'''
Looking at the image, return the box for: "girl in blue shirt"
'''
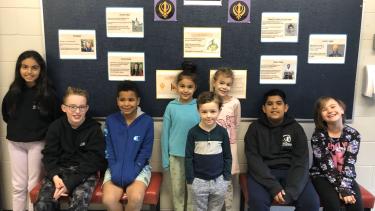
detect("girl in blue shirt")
[161,61,200,211]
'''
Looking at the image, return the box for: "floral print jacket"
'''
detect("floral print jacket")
[310,125,360,196]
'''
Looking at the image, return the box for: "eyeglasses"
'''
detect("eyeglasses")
[63,104,88,112]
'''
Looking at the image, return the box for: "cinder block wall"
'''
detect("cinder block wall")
[1,1,374,210]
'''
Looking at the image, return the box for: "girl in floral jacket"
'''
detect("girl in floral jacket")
[310,96,363,211]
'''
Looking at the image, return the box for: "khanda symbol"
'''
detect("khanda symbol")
[156,0,175,20]
[230,1,249,21]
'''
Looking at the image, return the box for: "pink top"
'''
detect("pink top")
[217,97,241,144]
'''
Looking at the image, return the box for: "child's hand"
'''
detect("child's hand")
[339,194,356,204]
[53,186,68,200]
[273,190,286,204]
[52,175,68,200]
[53,175,64,189]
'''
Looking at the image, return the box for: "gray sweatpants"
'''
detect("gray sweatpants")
[191,175,228,211]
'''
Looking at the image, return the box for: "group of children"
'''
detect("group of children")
[1,50,363,211]
[162,62,240,211]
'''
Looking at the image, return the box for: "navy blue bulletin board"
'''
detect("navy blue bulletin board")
[42,0,363,119]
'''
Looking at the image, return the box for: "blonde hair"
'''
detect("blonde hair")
[213,67,234,82]
[63,86,89,104]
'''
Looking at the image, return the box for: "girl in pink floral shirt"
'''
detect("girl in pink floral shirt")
[212,67,241,211]
[310,96,363,211]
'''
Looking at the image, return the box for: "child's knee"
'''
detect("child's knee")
[102,193,121,205]
[127,191,145,205]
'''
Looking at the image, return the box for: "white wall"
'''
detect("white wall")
[0,0,44,208]
[1,0,374,210]
[352,0,375,195]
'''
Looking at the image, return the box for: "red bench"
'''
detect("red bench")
[239,173,375,211]
[30,172,163,211]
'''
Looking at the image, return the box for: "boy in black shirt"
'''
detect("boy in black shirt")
[185,91,232,211]
[244,89,319,211]
[35,87,106,211]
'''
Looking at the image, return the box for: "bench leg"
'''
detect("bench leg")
[149,203,160,211]
[149,196,160,211]
[156,200,160,211]
[149,205,156,211]
[240,191,245,211]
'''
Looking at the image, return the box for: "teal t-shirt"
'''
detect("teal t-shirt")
[161,99,200,169]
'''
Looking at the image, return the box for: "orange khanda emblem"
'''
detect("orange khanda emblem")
[156,0,175,20]
[230,1,249,21]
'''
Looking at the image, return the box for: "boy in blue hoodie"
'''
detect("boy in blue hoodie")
[244,89,319,211]
[102,80,154,211]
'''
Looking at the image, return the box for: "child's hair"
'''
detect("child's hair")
[176,61,198,85]
[213,67,234,82]
[117,80,140,98]
[6,50,56,117]
[314,96,346,130]
[63,86,89,104]
[263,89,287,105]
[197,91,223,110]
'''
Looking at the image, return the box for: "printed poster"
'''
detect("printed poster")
[261,12,299,43]
[308,34,347,64]
[58,30,96,59]
[184,27,221,58]
[260,55,298,84]
[156,70,182,99]
[106,7,144,38]
[107,52,145,81]
[184,0,222,6]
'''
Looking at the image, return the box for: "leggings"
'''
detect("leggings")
[312,176,363,211]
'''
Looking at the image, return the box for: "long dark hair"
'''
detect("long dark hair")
[6,50,57,117]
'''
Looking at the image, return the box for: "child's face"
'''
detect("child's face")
[262,95,288,125]
[213,75,233,98]
[177,77,196,103]
[321,98,344,124]
[117,90,140,118]
[61,94,88,128]
[198,101,220,128]
[20,57,41,87]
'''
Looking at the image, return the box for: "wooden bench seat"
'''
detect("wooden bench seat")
[239,173,375,211]
[30,172,163,211]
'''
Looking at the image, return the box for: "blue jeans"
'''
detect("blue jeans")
[247,169,319,211]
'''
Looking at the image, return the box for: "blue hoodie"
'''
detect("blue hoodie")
[104,108,154,187]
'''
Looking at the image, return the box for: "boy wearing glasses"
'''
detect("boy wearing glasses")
[35,86,107,211]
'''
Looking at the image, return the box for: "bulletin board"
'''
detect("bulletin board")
[42,0,363,119]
